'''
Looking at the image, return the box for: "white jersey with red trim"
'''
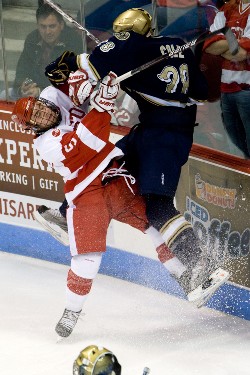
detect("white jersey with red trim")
[204,0,250,92]
[34,86,123,204]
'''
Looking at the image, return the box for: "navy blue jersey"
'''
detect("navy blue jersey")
[88,31,208,196]
[88,31,208,114]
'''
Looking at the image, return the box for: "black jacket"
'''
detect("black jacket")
[13,25,83,94]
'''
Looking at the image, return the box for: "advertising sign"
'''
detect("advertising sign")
[0,103,64,227]
[176,157,250,288]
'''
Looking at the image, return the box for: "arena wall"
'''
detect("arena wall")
[0,101,249,321]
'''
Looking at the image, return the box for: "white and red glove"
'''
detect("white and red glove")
[68,69,96,106]
[90,72,120,114]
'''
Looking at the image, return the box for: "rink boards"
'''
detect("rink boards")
[0,101,249,321]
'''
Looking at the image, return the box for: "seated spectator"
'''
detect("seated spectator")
[8,3,83,100]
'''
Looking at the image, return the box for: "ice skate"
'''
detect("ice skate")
[55,308,81,338]
[34,205,69,246]
[187,268,230,308]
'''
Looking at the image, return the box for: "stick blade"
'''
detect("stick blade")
[224,27,239,55]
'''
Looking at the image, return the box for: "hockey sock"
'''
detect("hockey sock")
[65,252,102,312]
[144,194,203,270]
[160,218,202,269]
[145,226,187,278]
[66,270,92,312]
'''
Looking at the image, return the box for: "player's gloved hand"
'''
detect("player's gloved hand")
[45,51,79,86]
[68,69,97,106]
[90,72,119,114]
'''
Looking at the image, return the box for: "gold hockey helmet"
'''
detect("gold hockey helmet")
[113,8,152,35]
[73,345,122,375]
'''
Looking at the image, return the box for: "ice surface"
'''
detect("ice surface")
[0,252,249,375]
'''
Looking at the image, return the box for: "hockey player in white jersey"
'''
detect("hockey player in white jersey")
[11,70,230,338]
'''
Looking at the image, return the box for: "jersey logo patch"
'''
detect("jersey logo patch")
[100,41,115,52]
[114,32,130,40]
[52,128,61,137]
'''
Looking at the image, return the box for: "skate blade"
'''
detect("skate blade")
[34,211,69,246]
[188,268,230,308]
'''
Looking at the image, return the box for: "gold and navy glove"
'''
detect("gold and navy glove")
[45,51,79,85]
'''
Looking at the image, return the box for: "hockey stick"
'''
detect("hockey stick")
[43,1,238,85]
[114,26,239,84]
[44,0,101,45]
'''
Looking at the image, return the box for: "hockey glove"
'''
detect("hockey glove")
[90,72,119,114]
[68,69,97,107]
[45,51,79,85]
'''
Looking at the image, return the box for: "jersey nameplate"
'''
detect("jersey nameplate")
[160,44,185,59]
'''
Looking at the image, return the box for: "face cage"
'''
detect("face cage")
[73,361,80,375]
[30,97,62,134]
[73,355,121,375]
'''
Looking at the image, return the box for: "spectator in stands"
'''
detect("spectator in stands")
[204,0,250,158]
[10,3,83,100]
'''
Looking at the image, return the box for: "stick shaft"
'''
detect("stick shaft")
[44,0,100,45]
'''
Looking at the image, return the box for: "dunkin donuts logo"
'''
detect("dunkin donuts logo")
[195,173,236,209]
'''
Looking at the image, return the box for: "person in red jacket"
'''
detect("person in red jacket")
[204,0,250,158]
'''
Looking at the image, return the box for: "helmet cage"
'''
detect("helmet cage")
[12,96,61,134]
[73,346,121,375]
[30,97,62,134]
